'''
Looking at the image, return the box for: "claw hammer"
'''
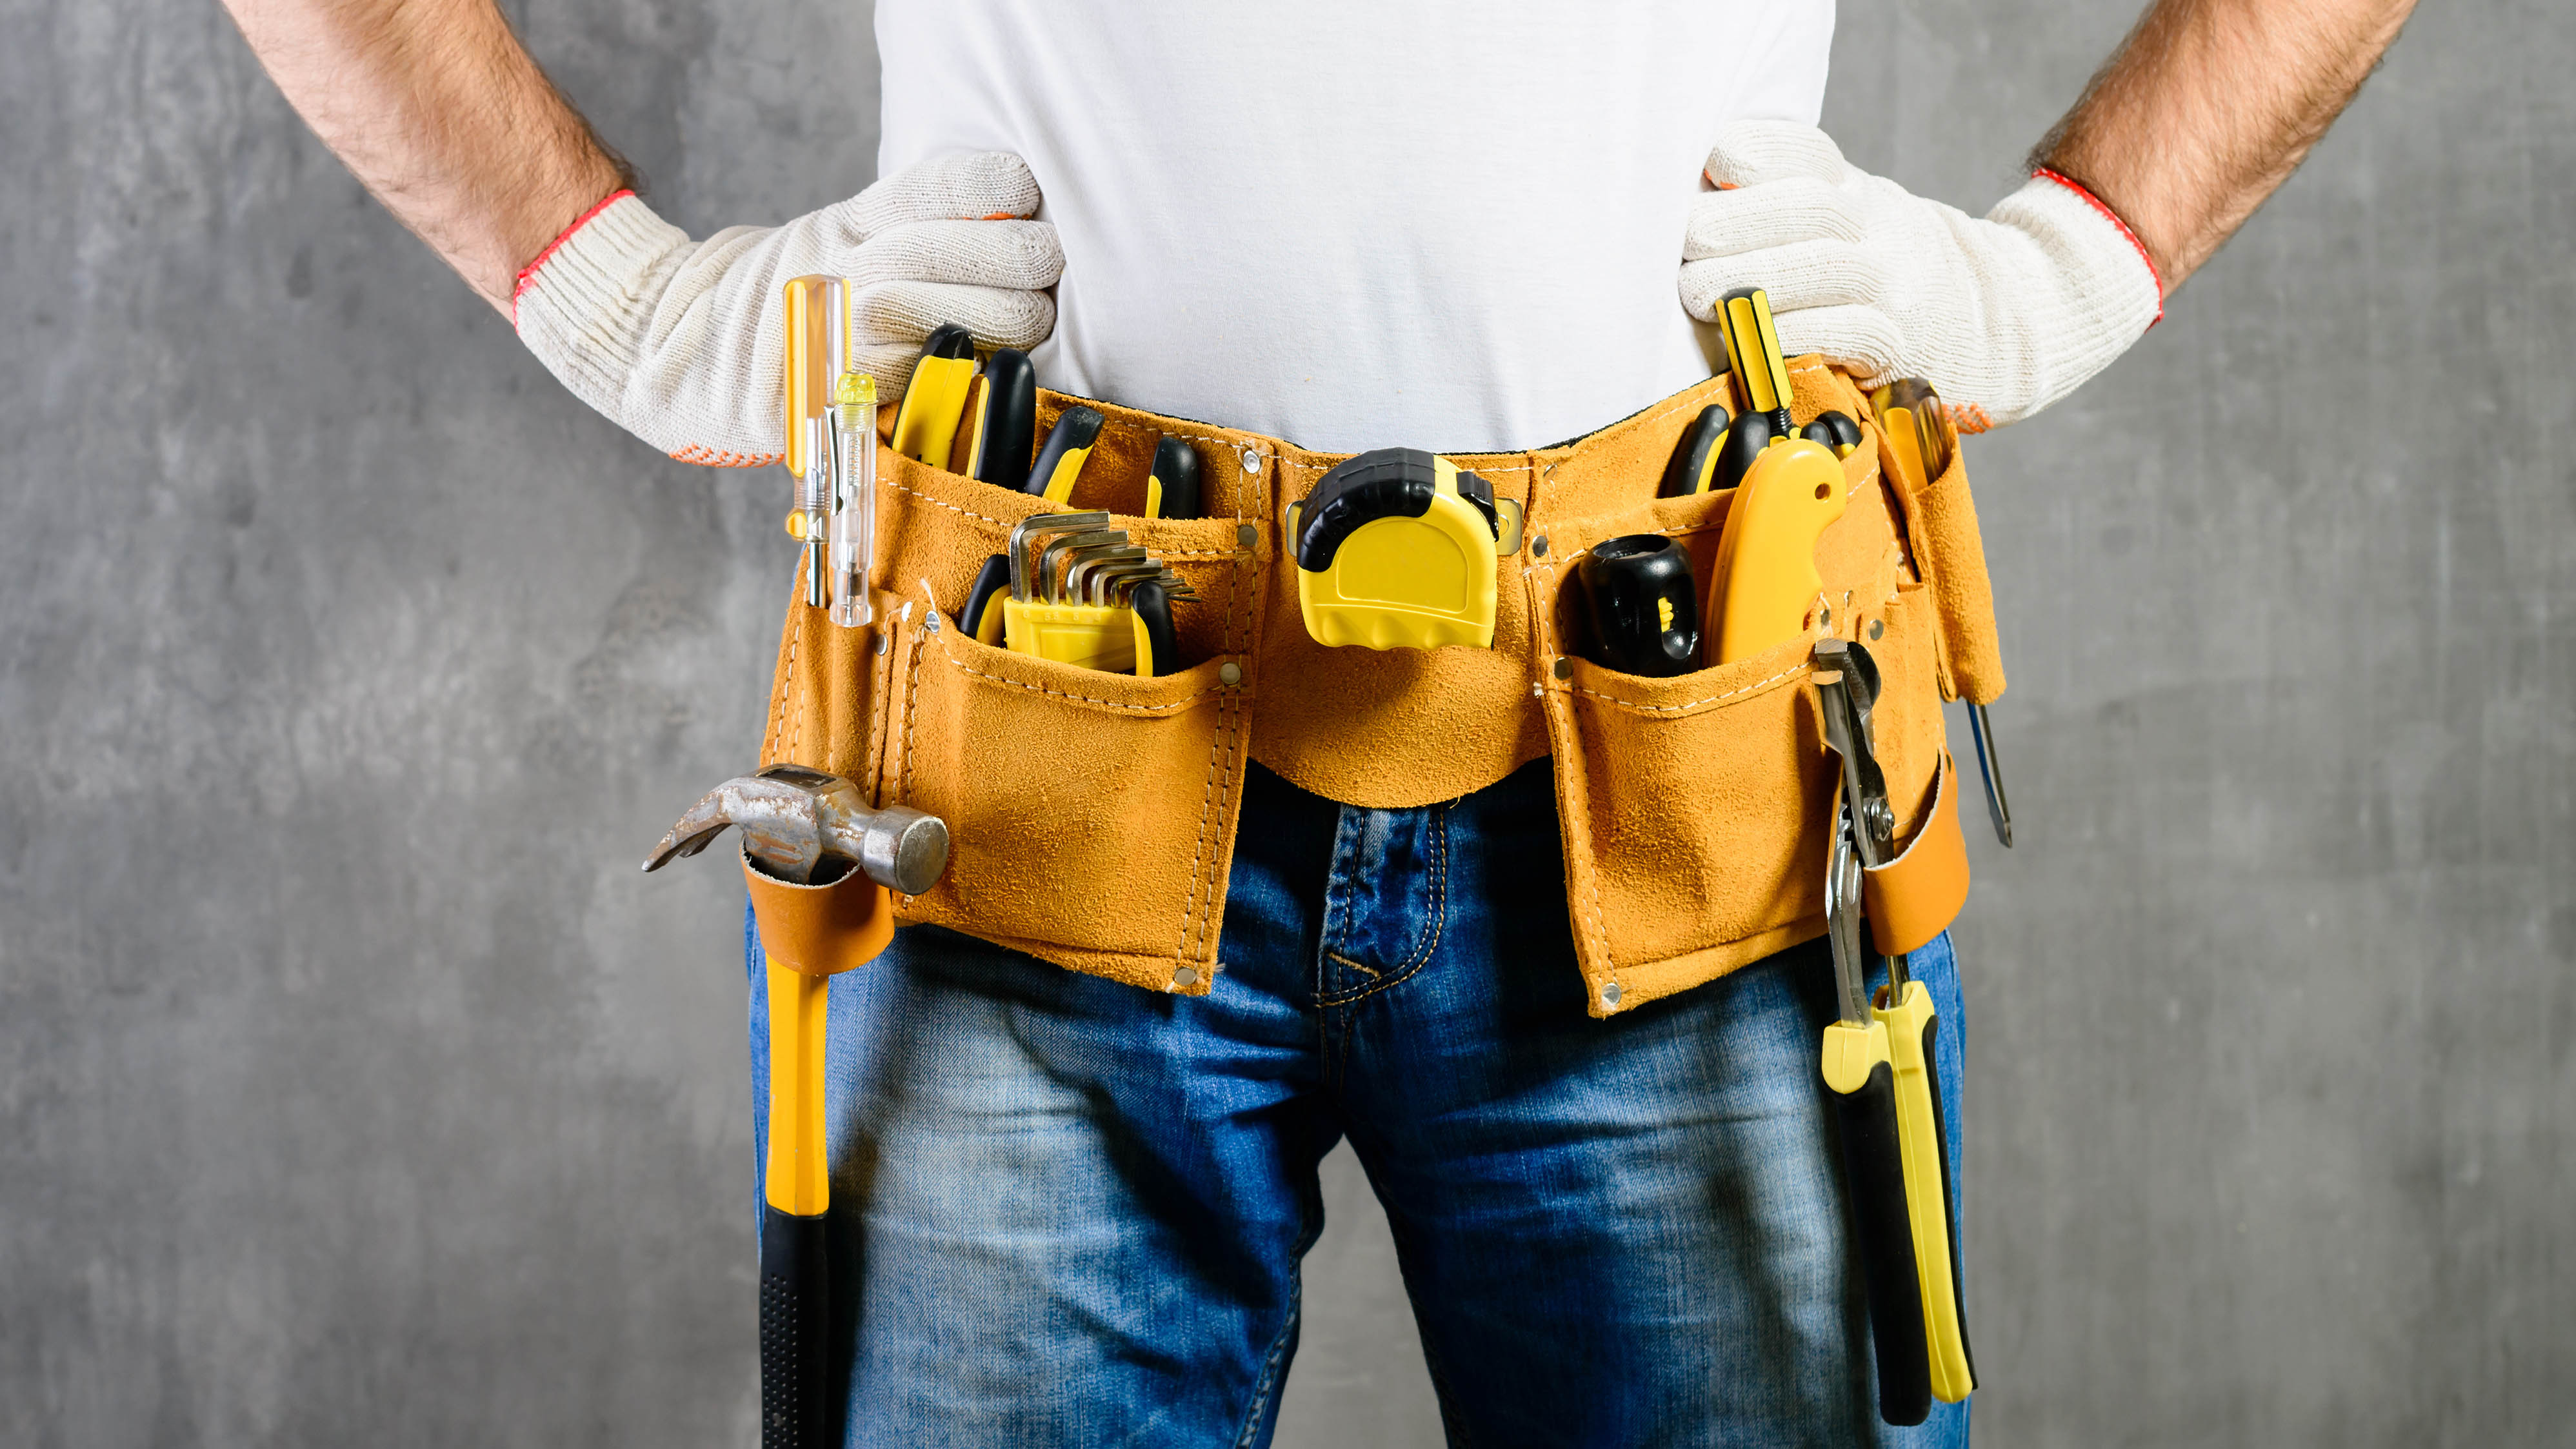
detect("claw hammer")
[645,764,948,1447]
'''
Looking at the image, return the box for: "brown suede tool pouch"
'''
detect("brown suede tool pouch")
[759,405,1265,994]
[1879,401,2006,705]
[755,364,2000,1013]
[1524,365,1961,1014]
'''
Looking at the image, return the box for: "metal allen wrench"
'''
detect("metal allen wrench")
[957,512,1195,677]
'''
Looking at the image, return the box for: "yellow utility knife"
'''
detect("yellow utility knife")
[1704,437,1844,663]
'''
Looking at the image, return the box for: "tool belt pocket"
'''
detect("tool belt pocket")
[1530,399,1953,1013]
[1879,403,2004,705]
[760,420,1260,994]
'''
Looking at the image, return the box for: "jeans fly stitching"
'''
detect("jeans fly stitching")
[1314,802,1450,1008]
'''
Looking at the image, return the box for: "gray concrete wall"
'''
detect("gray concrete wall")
[3,0,2566,1444]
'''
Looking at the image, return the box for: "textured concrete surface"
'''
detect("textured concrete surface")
[3,1,2568,1444]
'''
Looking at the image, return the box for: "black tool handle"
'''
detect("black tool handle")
[960,553,1011,642]
[1149,434,1203,519]
[1659,402,1732,497]
[972,348,1039,490]
[1834,1063,1932,1426]
[759,1204,830,1448]
[1024,405,1105,499]
[1712,407,1782,494]
[1573,534,1700,676]
[1131,579,1178,678]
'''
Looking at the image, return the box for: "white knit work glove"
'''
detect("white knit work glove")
[513,152,1061,466]
[1680,120,2164,432]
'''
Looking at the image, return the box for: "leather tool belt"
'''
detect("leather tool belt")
[757,360,2006,1015]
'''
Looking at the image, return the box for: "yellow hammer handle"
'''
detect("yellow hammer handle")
[763,957,831,1216]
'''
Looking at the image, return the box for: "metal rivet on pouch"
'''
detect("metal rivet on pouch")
[1219,662,1243,687]
[923,612,941,634]
[1237,524,1259,549]
[1530,534,1549,558]
[1173,966,1200,988]
[1601,982,1622,1008]
[1870,618,1884,641]
[1239,447,1260,474]
[1552,657,1573,681]
[874,634,889,655]
[1818,603,1832,629]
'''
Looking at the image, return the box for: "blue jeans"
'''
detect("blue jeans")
[748,759,1971,1447]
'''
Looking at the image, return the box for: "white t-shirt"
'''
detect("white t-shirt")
[879,3,1833,454]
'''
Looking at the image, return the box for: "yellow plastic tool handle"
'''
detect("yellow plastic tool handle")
[763,957,830,1217]
[1705,438,1847,664]
[1822,1017,1934,1426]
[1878,405,1927,494]
[1719,287,1795,435]
[779,276,843,480]
[1001,595,1138,674]
[889,325,979,466]
[1874,979,1976,1404]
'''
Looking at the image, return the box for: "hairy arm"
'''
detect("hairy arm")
[219,0,630,311]
[2035,0,2418,292]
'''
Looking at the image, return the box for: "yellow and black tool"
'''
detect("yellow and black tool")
[1659,401,1733,496]
[1699,275,1850,663]
[1819,787,1932,1427]
[642,766,949,1449]
[1719,286,1796,439]
[961,554,1012,645]
[1802,409,1865,459]
[889,323,978,466]
[1704,437,1845,663]
[1571,534,1701,676]
[973,348,1039,490]
[1292,448,1510,651]
[1147,434,1203,519]
[1814,638,1976,1421]
[1024,406,1105,503]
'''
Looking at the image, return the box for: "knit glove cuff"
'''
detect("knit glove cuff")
[511,153,1061,466]
[1681,120,2164,430]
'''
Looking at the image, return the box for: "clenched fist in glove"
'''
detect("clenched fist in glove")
[513,152,1061,466]
[1681,120,2164,431]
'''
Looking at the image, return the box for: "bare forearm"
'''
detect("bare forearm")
[221,0,630,310]
[2036,0,2415,290]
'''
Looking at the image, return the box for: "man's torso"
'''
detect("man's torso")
[877,0,1834,452]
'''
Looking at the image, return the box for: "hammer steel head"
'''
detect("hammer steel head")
[642,764,950,895]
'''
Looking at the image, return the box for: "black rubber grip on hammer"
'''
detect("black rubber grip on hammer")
[1835,1063,1932,1426]
[759,1204,829,1448]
